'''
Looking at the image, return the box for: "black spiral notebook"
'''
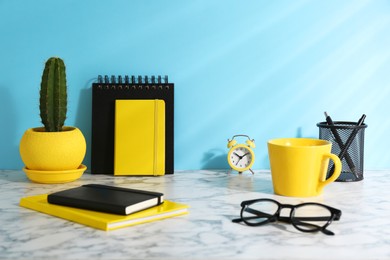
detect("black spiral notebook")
[91,75,174,174]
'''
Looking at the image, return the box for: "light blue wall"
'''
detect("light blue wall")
[1,0,390,170]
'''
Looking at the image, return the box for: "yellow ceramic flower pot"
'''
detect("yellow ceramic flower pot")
[19,126,86,176]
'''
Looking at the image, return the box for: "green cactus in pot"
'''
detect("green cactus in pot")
[39,57,67,132]
[19,56,87,182]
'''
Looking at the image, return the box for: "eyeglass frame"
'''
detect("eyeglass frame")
[232,198,342,235]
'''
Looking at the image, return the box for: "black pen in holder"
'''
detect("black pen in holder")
[317,118,367,182]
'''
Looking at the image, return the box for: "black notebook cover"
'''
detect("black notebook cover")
[47,184,164,215]
[91,75,174,174]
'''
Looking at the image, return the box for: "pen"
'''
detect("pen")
[336,114,366,178]
[324,112,356,177]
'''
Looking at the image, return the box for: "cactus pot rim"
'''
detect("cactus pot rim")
[31,126,76,133]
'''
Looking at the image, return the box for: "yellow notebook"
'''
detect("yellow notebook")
[114,99,165,176]
[20,194,188,231]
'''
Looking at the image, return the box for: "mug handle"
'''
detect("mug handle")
[318,153,341,191]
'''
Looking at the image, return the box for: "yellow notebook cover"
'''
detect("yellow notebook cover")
[114,99,165,176]
[20,194,188,231]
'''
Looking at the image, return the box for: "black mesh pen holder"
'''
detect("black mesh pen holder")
[317,121,367,182]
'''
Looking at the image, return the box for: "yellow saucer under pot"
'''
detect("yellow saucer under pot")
[23,164,87,184]
[19,126,87,183]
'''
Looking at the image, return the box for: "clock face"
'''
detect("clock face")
[228,145,255,171]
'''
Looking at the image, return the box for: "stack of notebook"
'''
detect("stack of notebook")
[19,184,188,231]
[91,75,174,176]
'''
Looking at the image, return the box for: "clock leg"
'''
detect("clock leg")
[249,168,255,174]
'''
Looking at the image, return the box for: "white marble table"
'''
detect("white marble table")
[0,169,389,260]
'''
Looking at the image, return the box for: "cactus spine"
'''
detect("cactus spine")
[39,57,67,132]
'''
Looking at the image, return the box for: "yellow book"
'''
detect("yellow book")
[114,99,165,176]
[20,194,188,231]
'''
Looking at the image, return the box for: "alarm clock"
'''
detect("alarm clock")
[227,135,255,174]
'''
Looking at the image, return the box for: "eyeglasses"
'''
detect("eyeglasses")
[232,198,341,235]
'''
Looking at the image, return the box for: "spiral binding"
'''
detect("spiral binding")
[95,75,171,90]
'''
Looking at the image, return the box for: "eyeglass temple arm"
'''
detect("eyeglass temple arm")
[232,216,263,223]
[292,220,335,236]
[243,207,339,222]
[292,216,337,236]
[244,208,274,218]
[292,216,336,221]
[245,208,333,221]
[232,208,275,223]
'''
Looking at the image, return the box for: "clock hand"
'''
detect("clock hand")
[235,152,252,166]
[233,152,240,157]
[233,152,243,159]
[236,158,242,165]
[235,155,244,165]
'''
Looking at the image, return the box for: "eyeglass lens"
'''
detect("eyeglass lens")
[242,200,278,225]
[292,204,332,232]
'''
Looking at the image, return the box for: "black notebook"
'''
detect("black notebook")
[91,75,174,174]
[47,184,164,215]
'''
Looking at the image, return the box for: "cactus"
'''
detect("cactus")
[39,57,67,132]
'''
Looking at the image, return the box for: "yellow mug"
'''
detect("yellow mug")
[267,138,341,197]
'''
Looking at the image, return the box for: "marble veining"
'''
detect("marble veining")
[0,170,389,260]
